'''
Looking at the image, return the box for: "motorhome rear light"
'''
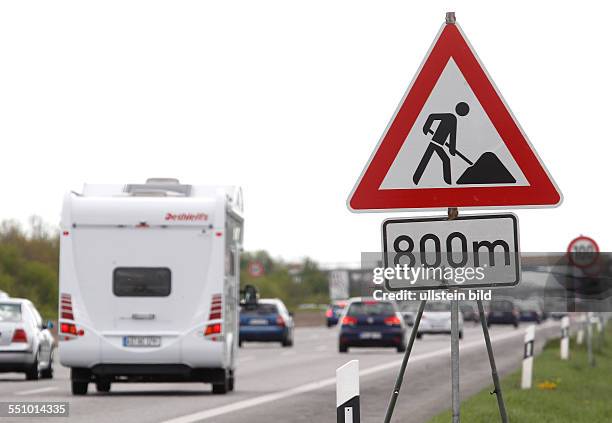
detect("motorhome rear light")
[384,316,402,326]
[136,222,150,228]
[215,232,223,237]
[61,323,78,335]
[276,316,285,327]
[61,312,74,320]
[205,323,221,336]
[341,316,357,326]
[11,329,28,343]
[208,294,222,320]
[63,231,70,236]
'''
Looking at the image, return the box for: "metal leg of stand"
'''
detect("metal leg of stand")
[451,299,460,423]
[383,300,427,423]
[477,299,509,423]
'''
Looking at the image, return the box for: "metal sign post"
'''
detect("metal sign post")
[477,300,509,423]
[383,300,427,423]
[450,296,460,423]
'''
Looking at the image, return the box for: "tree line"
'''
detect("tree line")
[0,218,330,320]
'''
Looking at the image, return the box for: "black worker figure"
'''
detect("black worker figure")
[413,102,470,185]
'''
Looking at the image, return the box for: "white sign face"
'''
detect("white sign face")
[329,270,350,300]
[382,214,520,290]
[381,59,529,190]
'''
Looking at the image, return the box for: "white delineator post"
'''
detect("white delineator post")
[576,314,585,345]
[560,316,570,360]
[521,325,535,389]
[337,360,360,423]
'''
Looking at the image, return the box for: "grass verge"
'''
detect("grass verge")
[428,323,612,423]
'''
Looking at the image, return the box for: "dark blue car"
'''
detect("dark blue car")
[325,300,347,327]
[487,299,520,328]
[239,299,294,347]
[338,299,406,353]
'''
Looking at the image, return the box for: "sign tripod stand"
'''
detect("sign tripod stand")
[382,208,509,423]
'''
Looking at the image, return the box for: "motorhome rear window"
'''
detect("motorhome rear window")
[113,268,171,297]
[0,303,22,322]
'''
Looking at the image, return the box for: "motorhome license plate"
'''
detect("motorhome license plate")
[123,336,161,347]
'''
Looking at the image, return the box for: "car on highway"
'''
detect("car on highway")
[517,301,543,324]
[325,300,347,327]
[417,301,464,339]
[0,298,55,380]
[486,299,520,328]
[338,298,406,353]
[460,303,480,323]
[239,299,294,347]
[58,179,243,395]
[397,301,419,327]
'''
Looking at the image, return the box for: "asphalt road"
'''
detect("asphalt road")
[0,320,562,423]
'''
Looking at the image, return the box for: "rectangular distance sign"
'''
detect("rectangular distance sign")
[382,214,520,291]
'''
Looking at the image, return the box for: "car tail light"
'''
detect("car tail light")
[208,294,222,320]
[341,316,357,326]
[325,309,333,318]
[276,315,285,327]
[11,329,28,343]
[384,316,402,326]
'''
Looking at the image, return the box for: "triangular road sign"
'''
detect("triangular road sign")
[348,19,562,212]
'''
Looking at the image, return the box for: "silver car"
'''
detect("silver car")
[0,298,55,379]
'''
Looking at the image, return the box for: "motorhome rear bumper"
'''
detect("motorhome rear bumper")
[72,364,228,383]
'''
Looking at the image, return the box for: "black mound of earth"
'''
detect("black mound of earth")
[456,151,516,184]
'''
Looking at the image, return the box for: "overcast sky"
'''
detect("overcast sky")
[0,1,609,265]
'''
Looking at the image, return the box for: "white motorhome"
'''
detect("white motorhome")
[58,179,243,395]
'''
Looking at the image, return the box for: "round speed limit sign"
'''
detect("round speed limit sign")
[567,235,599,268]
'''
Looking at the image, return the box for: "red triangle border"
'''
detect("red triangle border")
[348,23,562,211]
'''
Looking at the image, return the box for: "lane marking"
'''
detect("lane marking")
[161,323,556,423]
[15,387,58,396]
